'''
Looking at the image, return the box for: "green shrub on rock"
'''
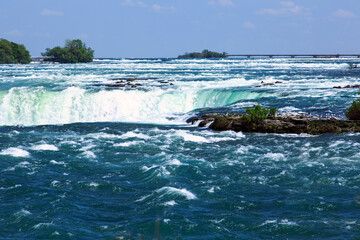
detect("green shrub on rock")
[345,99,360,120]
[242,104,278,122]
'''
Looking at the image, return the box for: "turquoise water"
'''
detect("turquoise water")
[0,58,359,239]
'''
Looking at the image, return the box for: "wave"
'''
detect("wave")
[0,87,267,126]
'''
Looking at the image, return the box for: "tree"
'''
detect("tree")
[345,99,360,120]
[42,39,94,63]
[178,49,227,59]
[0,39,31,64]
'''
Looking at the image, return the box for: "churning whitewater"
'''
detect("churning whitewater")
[0,58,359,239]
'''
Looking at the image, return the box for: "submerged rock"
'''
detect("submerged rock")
[105,83,126,87]
[110,77,158,81]
[334,84,360,89]
[188,113,360,135]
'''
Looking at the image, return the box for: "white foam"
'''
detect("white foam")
[89,182,99,187]
[14,209,31,217]
[329,140,346,148]
[236,146,250,154]
[279,219,298,225]
[163,200,177,206]
[141,165,158,172]
[0,147,30,158]
[32,222,54,229]
[220,130,245,138]
[82,151,96,159]
[171,129,243,143]
[156,186,197,200]
[50,160,66,165]
[263,153,286,161]
[32,144,58,151]
[279,106,300,112]
[260,219,297,226]
[0,184,21,190]
[178,131,209,143]
[114,141,143,147]
[135,194,151,202]
[120,131,150,140]
[51,180,60,187]
[208,186,221,193]
[167,159,183,166]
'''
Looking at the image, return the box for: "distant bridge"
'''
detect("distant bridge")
[226,54,360,58]
[31,56,55,62]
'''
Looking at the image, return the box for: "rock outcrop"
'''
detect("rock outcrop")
[333,84,360,89]
[188,113,360,135]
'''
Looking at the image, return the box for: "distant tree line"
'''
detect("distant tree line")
[178,49,227,59]
[0,38,94,64]
[0,39,31,64]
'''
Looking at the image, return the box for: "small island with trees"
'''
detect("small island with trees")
[178,49,227,59]
[42,39,94,63]
[0,39,31,64]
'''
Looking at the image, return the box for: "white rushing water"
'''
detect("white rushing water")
[0,86,267,126]
[0,58,356,126]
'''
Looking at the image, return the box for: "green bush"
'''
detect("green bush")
[345,99,360,120]
[42,39,94,63]
[242,104,278,122]
[0,39,31,64]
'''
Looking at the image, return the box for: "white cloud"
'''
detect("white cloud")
[41,9,64,16]
[152,4,161,11]
[122,0,147,8]
[219,0,234,7]
[152,4,175,12]
[5,29,22,37]
[208,0,234,7]
[333,9,355,18]
[281,1,295,7]
[243,21,255,29]
[122,1,173,12]
[258,2,308,15]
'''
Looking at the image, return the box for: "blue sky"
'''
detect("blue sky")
[1,0,359,58]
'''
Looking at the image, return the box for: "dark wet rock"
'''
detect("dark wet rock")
[137,77,158,80]
[110,77,157,81]
[275,81,282,84]
[135,83,142,86]
[105,83,126,87]
[170,83,174,85]
[188,113,360,135]
[131,85,137,88]
[263,83,274,86]
[110,77,135,81]
[159,81,169,84]
[333,84,360,89]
